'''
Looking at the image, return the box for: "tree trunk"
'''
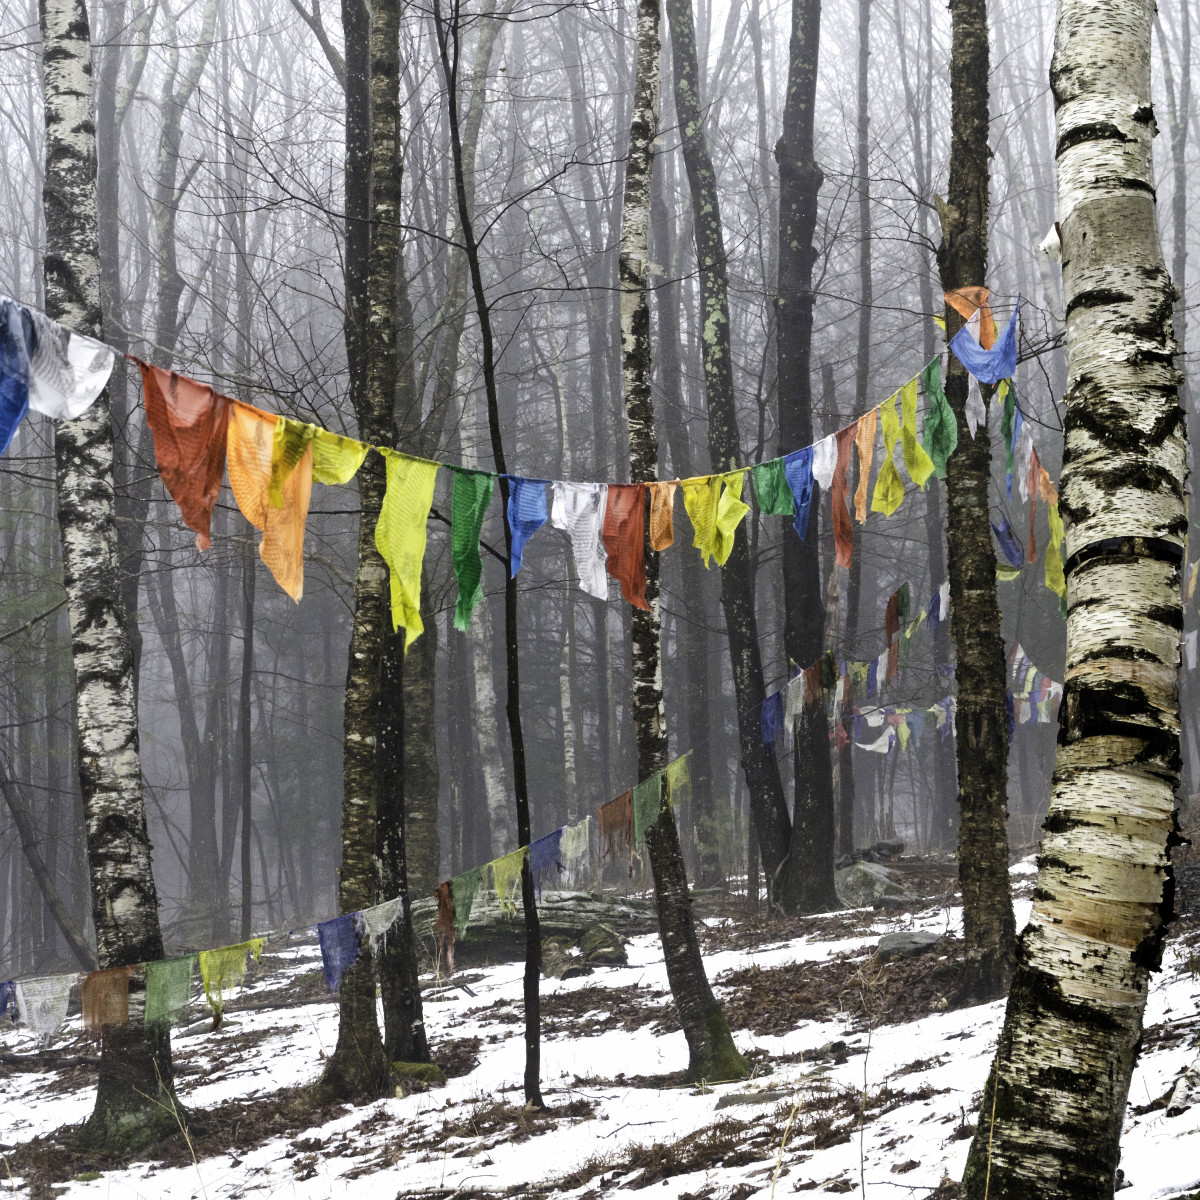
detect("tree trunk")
[434,0,542,1106]
[664,0,793,902]
[625,0,747,1084]
[934,0,1015,1003]
[39,0,178,1151]
[773,0,838,912]
[961,1,1185,1193]
[322,0,391,1102]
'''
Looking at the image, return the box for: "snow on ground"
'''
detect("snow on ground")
[3,862,1200,1199]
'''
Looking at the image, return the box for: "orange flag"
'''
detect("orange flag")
[602,484,649,610]
[944,286,995,349]
[854,409,877,523]
[831,422,858,569]
[227,403,313,602]
[138,361,231,551]
[648,481,678,551]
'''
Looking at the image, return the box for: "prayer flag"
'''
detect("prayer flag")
[198,938,264,1018]
[530,829,564,898]
[602,483,649,609]
[0,300,34,454]
[507,477,548,576]
[598,790,634,866]
[950,302,1019,384]
[434,881,457,973]
[898,378,935,490]
[15,974,73,1038]
[870,393,904,517]
[551,481,608,599]
[632,773,664,843]
[81,966,132,1033]
[0,979,14,1022]
[355,897,402,956]
[681,472,750,568]
[139,362,231,550]
[831,422,857,568]
[452,865,485,935]
[783,447,816,538]
[311,428,369,485]
[812,434,837,490]
[943,286,996,349]
[752,459,794,516]
[490,850,525,916]
[375,449,439,649]
[270,417,320,507]
[145,956,195,1030]
[921,359,957,477]
[648,481,679,550]
[25,307,114,419]
[451,466,496,629]
[664,754,691,807]
[992,513,1025,569]
[854,410,877,523]
[317,914,361,993]
[761,689,784,747]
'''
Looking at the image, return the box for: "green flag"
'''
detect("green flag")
[752,459,794,516]
[450,466,495,632]
[632,772,664,843]
[921,359,958,477]
[145,955,195,1030]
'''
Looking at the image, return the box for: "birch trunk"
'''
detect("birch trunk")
[934,0,1016,1003]
[39,0,178,1150]
[961,1,1185,1192]
[323,0,391,1101]
[625,0,747,1083]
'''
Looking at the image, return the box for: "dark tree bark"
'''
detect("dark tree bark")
[934,0,1016,1003]
[433,0,543,1106]
[773,0,838,911]
[322,0,392,1102]
[625,0,747,1083]
[39,0,179,1151]
[664,0,793,903]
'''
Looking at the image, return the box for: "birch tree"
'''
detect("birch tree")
[961,0,1186,1192]
[39,0,178,1150]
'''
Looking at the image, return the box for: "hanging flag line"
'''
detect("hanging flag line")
[1,290,1059,646]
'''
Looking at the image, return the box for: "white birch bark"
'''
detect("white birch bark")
[40,0,176,1147]
[961,2,1185,1194]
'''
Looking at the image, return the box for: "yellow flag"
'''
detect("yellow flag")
[899,378,935,490]
[270,418,320,507]
[870,394,905,517]
[490,847,527,916]
[375,449,439,649]
[713,471,750,565]
[1045,502,1066,602]
[682,472,750,567]
[312,428,369,485]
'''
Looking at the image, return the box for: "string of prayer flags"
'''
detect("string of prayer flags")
[648,481,678,550]
[831,423,857,567]
[140,362,232,550]
[944,286,996,349]
[753,458,794,516]
[507,477,548,576]
[81,966,132,1034]
[761,688,784,746]
[145,955,195,1030]
[854,410,877,523]
[198,938,263,1019]
[899,378,936,490]
[15,974,74,1038]
[491,849,526,916]
[375,449,439,648]
[871,393,905,517]
[355,897,403,957]
[0,300,34,453]
[784,448,816,538]
[434,881,457,973]
[921,359,957,476]
[598,790,634,866]
[631,772,664,843]
[451,467,496,629]
[951,301,1019,384]
[602,483,649,609]
[317,914,361,994]
[228,402,312,601]
[530,829,564,898]
[451,865,485,936]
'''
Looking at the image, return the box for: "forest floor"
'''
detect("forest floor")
[3,855,1200,1199]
